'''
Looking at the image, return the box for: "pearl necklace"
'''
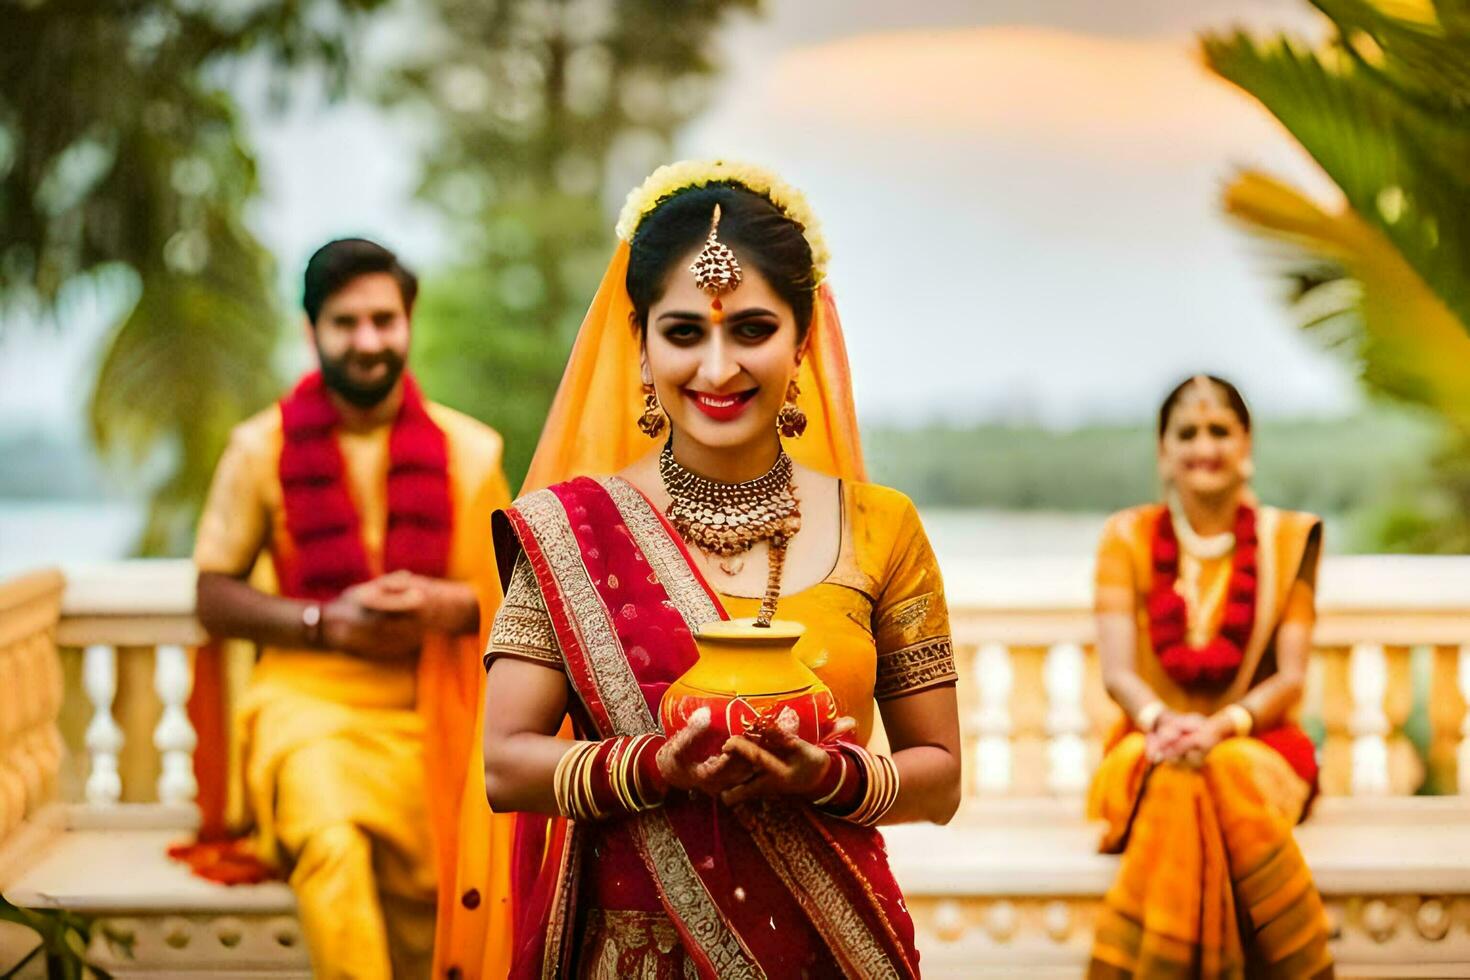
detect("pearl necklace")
[1167,493,1235,560]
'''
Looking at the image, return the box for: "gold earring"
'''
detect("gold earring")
[777,378,807,438]
[1241,458,1256,481]
[638,382,666,438]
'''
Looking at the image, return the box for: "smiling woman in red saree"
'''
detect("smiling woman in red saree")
[468,161,962,979]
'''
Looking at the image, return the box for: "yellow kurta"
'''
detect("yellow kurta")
[195,400,510,980]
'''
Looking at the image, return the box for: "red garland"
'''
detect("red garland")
[278,371,452,600]
[1147,504,1258,690]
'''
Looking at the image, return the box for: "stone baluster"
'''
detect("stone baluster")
[972,642,1014,794]
[1348,642,1391,796]
[83,644,123,806]
[1459,644,1470,796]
[153,644,198,805]
[1044,642,1089,794]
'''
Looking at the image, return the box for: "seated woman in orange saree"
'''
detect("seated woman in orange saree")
[470,161,962,979]
[1088,375,1334,980]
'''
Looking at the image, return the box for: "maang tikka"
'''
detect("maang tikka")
[689,203,742,323]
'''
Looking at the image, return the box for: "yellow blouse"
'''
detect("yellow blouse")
[489,481,956,745]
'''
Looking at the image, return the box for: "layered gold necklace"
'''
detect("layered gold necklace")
[658,441,801,626]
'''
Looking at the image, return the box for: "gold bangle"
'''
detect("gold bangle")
[629,734,660,810]
[1136,701,1166,733]
[1221,703,1254,739]
[812,753,848,807]
[579,742,602,820]
[845,748,900,827]
[552,742,587,819]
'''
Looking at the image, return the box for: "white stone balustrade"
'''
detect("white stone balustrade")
[57,561,205,809]
[1348,642,1391,796]
[1042,642,1089,795]
[5,554,1470,811]
[152,644,198,806]
[0,555,1469,975]
[971,642,1013,795]
[82,644,123,805]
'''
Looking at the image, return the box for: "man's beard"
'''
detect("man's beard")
[317,347,406,409]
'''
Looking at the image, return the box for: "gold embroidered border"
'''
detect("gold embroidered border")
[517,487,764,980]
[540,822,584,980]
[601,477,721,630]
[741,800,904,980]
[874,637,958,700]
[516,490,652,734]
[486,556,560,665]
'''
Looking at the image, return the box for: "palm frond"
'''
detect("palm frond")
[1225,170,1470,427]
[1310,0,1470,110]
[1202,29,1470,334]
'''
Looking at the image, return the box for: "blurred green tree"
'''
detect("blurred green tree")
[391,0,759,488]
[1201,0,1470,550]
[0,1,385,554]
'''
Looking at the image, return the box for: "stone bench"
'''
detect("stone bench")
[886,796,1470,978]
[0,805,307,977]
[5,797,1468,977]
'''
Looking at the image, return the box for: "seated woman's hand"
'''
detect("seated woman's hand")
[1147,711,1208,764]
[718,715,859,807]
[1172,714,1233,769]
[656,708,757,796]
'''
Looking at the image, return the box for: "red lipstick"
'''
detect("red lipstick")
[683,387,757,422]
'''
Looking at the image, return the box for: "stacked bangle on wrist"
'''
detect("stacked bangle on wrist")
[811,743,900,827]
[1220,703,1254,739]
[1135,700,1166,733]
[553,734,668,822]
[809,745,856,809]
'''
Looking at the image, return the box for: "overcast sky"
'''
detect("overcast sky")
[0,0,1357,438]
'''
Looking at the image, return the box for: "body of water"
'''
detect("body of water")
[0,500,1116,579]
[0,500,144,577]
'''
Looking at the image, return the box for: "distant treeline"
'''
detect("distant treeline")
[2,408,1444,551]
[865,409,1440,552]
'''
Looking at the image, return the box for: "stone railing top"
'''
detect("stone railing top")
[941,554,1470,612]
[60,560,196,617]
[55,559,203,647]
[28,553,1470,615]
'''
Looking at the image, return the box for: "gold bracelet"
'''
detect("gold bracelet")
[556,742,599,821]
[846,749,900,827]
[812,753,848,807]
[579,741,603,820]
[628,734,660,810]
[552,742,586,819]
[1136,700,1166,733]
[1220,703,1254,739]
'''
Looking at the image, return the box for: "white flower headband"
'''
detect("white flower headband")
[615,159,830,283]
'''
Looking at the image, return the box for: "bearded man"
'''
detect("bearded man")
[194,238,511,978]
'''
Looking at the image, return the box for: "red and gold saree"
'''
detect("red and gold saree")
[497,475,920,980]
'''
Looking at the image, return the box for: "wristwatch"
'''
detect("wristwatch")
[302,602,324,646]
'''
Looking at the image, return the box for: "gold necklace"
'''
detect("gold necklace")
[658,441,801,626]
